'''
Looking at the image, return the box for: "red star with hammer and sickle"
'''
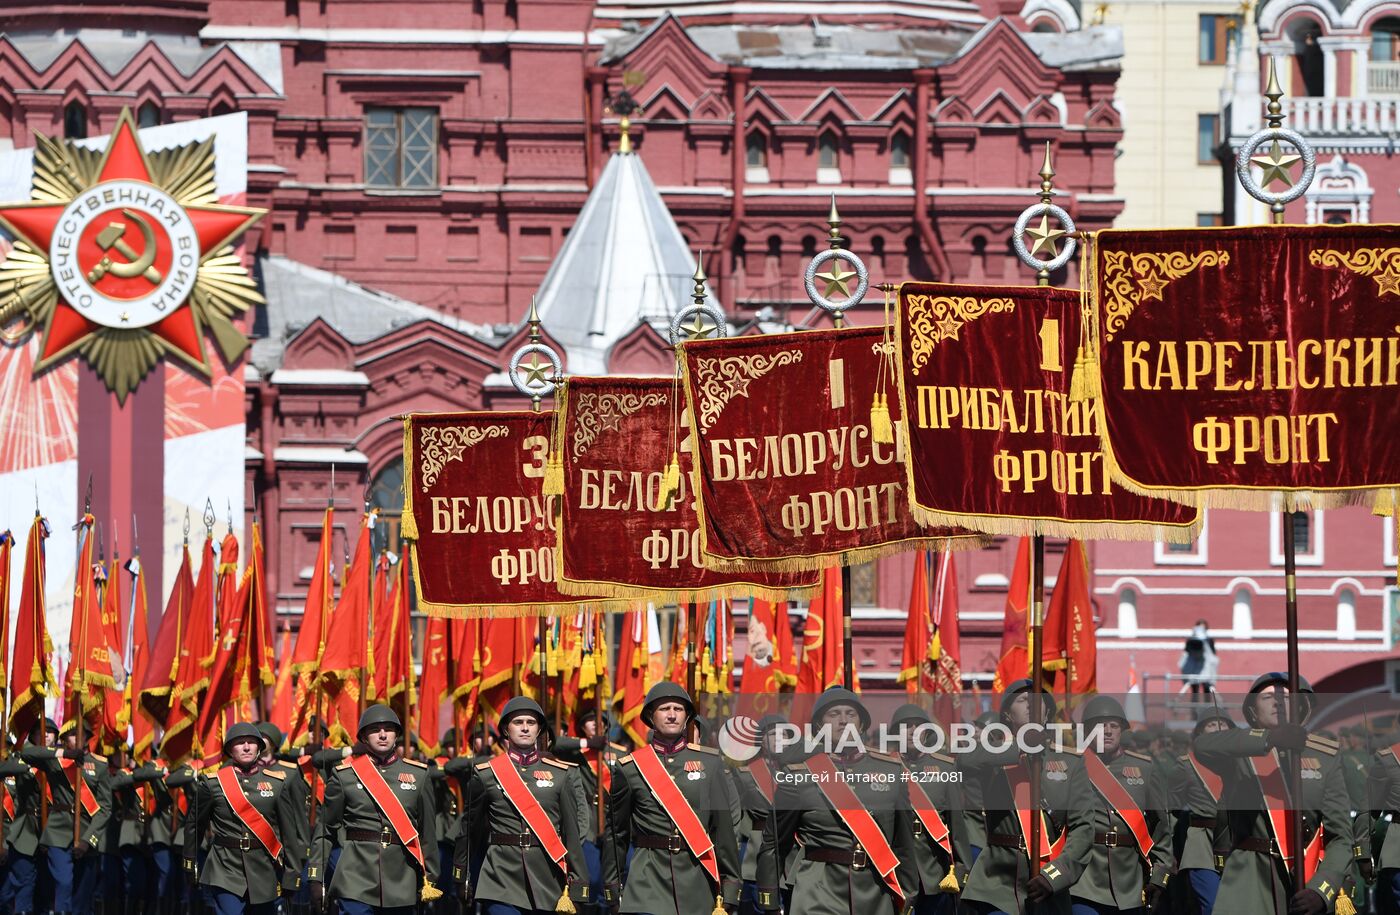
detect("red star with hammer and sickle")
[0,113,261,370]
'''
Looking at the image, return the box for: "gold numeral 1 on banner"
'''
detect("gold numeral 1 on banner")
[1039,317,1063,372]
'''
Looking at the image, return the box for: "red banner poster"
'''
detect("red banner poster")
[1089,225,1400,510]
[555,376,817,602]
[679,326,980,570]
[402,411,597,616]
[895,282,1200,539]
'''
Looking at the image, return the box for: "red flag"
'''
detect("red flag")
[373,552,416,731]
[287,508,334,745]
[416,614,452,755]
[99,545,127,749]
[796,567,847,695]
[139,542,193,728]
[930,550,962,697]
[0,531,11,711]
[66,515,120,742]
[269,619,295,735]
[993,537,1032,694]
[1042,541,1097,703]
[123,554,153,760]
[318,511,376,744]
[899,552,934,695]
[478,616,522,723]
[162,534,217,764]
[614,609,652,745]
[740,597,796,698]
[9,516,54,740]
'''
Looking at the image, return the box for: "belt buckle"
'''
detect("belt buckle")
[851,847,868,871]
[239,834,252,852]
[380,827,393,848]
[519,832,532,847]
[912,821,924,838]
[1214,854,1226,871]
[668,833,683,854]
[1105,832,1119,847]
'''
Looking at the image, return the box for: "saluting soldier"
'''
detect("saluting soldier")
[311,704,440,915]
[1194,673,1354,915]
[959,679,1095,915]
[888,703,972,915]
[450,697,590,914]
[23,721,113,915]
[756,687,918,915]
[182,722,304,915]
[1373,729,1400,914]
[552,709,627,914]
[604,682,742,915]
[1174,706,1236,915]
[0,727,47,915]
[1067,696,1174,914]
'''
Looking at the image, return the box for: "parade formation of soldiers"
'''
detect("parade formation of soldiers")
[0,673,1397,915]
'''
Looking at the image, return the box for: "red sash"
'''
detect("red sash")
[1187,751,1223,804]
[298,757,325,803]
[488,757,568,871]
[582,748,613,793]
[2,783,14,820]
[1004,763,1066,862]
[902,769,952,858]
[1249,749,1324,880]
[805,754,904,903]
[1083,754,1154,864]
[748,759,775,806]
[630,746,720,884]
[348,755,426,870]
[57,758,99,817]
[216,767,283,858]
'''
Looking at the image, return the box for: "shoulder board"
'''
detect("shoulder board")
[865,750,900,764]
[403,758,428,769]
[545,758,576,769]
[1306,737,1338,756]
[264,769,286,780]
[619,755,635,766]
[1380,747,1396,758]
[691,745,719,756]
[932,753,955,765]
[277,760,298,770]
[89,753,107,763]
[1310,734,1339,749]
[788,763,808,773]
[1055,746,1084,756]
[609,742,628,753]
[475,760,493,771]
[1125,750,1153,762]
[335,761,353,771]
[1177,754,1189,763]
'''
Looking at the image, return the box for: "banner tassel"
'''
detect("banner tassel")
[543,451,565,496]
[555,888,577,913]
[1068,345,1099,403]
[659,451,681,506]
[939,869,960,893]
[711,895,727,915]
[870,392,894,444]
[1336,893,1357,915]
[420,883,443,903]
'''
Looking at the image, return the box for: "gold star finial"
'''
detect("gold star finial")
[1025,214,1068,257]
[682,312,716,340]
[816,259,856,298]
[519,353,551,387]
[1250,140,1302,188]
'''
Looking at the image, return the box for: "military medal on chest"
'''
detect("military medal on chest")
[685,760,704,781]
[532,769,554,789]
[257,780,274,798]
[398,771,418,791]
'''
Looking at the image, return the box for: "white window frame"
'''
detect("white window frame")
[1384,514,1397,566]
[1154,509,1210,565]
[1269,509,1324,567]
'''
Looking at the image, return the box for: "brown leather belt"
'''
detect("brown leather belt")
[490,831,542,847]
[988,833,1026,849]
[214,834,258,852]
[633,831,685,853]
[1094,832,1129,847]
[804,846,870,870]
[1190,816,1216,828]
[1234,837,1276,855]
[346,826,404,846]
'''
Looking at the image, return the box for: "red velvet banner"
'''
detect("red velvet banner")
[1089,225,1400,510]
[555,376,818,601]
[401,411,596,617]
[679,326,980,571]
[895,282,1200,539]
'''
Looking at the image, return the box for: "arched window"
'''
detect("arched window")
[1336,588,1357,639]
[1117,588,1139,638]
[1293,21,1325,96]
[212,100,235,117]
[890,131,911,169]
[1232,588,1253,638]
[369,457,406,553]
[137,101,161,128]
[1371,17,1400,93]
[64,101,87,140]
[746,132,768,168]
[817,130,840,183]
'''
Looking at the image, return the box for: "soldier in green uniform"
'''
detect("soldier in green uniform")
[552,710,627,914]
[426,727,462,915]
[311,704,440,915]
[23,721,112,915]
[756,687,917,915]
[183,722,303,915]
[1370,731,1400,914]
[105,746,163,915]
[450,696,589,914]
[963,710,998,865]
[1194,673,1354,915]
[959,679,1095,915]
[1173,705,1235,915]
[0,722,49,915]
[605,682,742,915]
[733,714,797,915]
[888,703,971,915]
[1067,696,1174,914]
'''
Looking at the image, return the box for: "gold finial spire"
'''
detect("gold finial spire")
[692,253,707,304]
[527,294,542,342]
[619,115,632,154]
[1263,56,1284,127]
[1039,141,1055,200]
[827,195,842,248]
[1092,2,1108,25]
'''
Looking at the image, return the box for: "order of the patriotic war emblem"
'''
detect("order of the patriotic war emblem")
[0,107,265,401]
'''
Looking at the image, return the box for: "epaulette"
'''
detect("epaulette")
[932,753,955,765]
[335,761,353,771]
[89,753,107,763]
[618,755,635,766]
[475,760,493,771]
[402,758,428,769]
[691,745,719,756]
[866,750,901,764]
[1310,733,1340,749]
[1055,745,1084,756]
[609,742,628,753]
[788,762,808,773]
[1306,737,1338,756]
[1125,750,1153,762]
[1380,747,1396,758]
[264,768,286,780]
[545,758,577,769]
[277,760,298,771]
